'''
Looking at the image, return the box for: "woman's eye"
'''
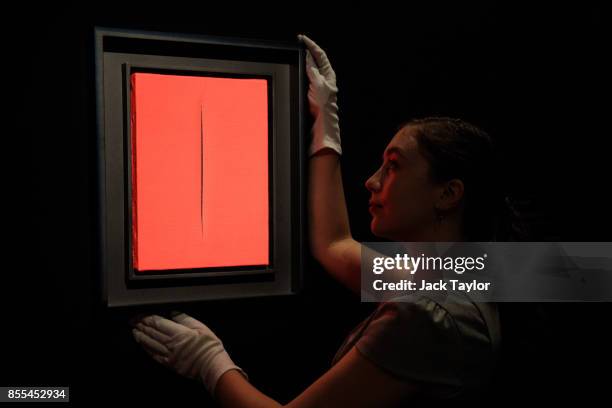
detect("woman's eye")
[385,160,397,171]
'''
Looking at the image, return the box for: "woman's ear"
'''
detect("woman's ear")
[436,179,464,211]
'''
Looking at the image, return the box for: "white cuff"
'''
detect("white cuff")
[201,349,249,396]
[308,110,342,157]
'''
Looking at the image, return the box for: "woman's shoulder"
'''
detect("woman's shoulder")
[380,292,500,349]
[356,293,501,391]
[382,293,500,360]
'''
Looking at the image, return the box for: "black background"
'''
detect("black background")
[3,1,611,405]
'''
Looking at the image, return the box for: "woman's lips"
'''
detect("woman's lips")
[369,204,383,214]
[369,198,383,214]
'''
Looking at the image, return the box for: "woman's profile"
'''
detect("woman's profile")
[130,33,527,407]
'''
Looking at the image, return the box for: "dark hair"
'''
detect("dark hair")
[398,116,529,242]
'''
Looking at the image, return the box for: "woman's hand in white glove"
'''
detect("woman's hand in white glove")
[131,312,248,396]
[298,34,342,157]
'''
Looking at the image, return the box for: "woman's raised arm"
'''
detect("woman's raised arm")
[300,34,362,295]
[308,151,361,295]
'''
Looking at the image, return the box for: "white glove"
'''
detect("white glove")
[298,34,342,157]
[131,312,248,396]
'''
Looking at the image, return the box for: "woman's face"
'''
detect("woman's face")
[365,126,442,241]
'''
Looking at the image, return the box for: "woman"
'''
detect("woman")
[131,34,525,407]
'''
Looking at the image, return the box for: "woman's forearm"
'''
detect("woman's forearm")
[308,149,353,264]
[215,370,283,408]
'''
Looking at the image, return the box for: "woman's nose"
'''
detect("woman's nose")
[365,170,381,192]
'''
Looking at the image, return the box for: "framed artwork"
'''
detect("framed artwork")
[95,27,306,307]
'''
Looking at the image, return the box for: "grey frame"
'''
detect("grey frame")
[94,27,306,307]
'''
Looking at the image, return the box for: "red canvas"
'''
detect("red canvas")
[130,73,269,271]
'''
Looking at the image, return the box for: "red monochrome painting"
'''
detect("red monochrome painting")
[130,73,270,272]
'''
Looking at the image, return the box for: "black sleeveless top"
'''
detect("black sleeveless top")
[330,292,501,405]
